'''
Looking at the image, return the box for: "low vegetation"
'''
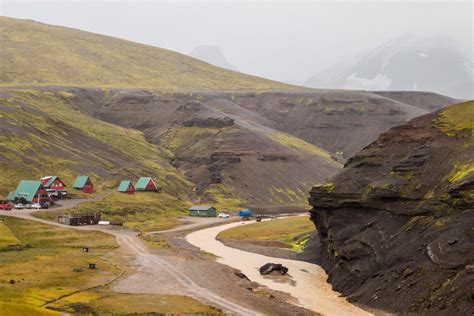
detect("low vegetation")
[0,217,120,315]
[48,291,222,315]
[0,17,294,91]
[435,100,474,140]
[268,132,337,163]
[0,88,192,198]
[35,192,191,232]
[217,216,315,252]
[448,160,474,183]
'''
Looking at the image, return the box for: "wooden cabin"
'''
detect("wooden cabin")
[73,176,94,193]
[40,176,66,190]
[118,180,135,194]
[135,177,159,192]
[13,180,51,204]
[188,205,217,217]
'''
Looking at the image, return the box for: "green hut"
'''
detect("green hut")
[188,205,217,217]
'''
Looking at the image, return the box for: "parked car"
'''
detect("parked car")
[40,202,49,209]
[218,212,230,218]
[14,203,24,209]
[31,203,42,209]
[0,203,12,210]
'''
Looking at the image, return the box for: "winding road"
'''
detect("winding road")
[186,220,371,316]
[0,205,261,316]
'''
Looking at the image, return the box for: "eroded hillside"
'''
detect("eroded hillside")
[309,101,473,314]
[0,86,457,210]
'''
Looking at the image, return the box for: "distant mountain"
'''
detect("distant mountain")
[305,36,473,99]
[0,17,293,91]
[189,45,239,71]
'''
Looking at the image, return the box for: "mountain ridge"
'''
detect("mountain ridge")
[0,17,295,91]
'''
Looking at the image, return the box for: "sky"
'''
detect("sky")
[1,1,472,84]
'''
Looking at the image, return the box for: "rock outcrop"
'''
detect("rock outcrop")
[309,101,474,314]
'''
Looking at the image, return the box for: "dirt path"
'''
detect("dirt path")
[186,220,372,316]
[0,203,262,315]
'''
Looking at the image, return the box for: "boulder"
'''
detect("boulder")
[259,263,289,275]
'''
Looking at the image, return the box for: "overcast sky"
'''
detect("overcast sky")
[1,1,472,84]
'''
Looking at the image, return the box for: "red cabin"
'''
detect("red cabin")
[73,176,94,193]
[40,176,66,190]
[118,180,134,194]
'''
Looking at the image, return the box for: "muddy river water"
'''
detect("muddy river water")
[186,219,371,316]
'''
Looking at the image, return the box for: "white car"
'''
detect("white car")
[31,203,42,209]
[218,213,230,218]
[14,203,24,209]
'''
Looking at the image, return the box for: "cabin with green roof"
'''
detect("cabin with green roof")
[40,176,66,190]
[118,180,134,194]
[73,176,94,193]
[135,177,159,192]
[6,192,16,202]
[13,180,50,203]
[188,205,217,217]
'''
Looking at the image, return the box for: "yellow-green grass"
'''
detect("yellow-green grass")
[436,101,474,140]
[0,17,295,92]
[0,220,20,250]
[0,88,192,198]
[48,291,222,315]
[218,216,315,252]
[268,132,340,166]
[448,160,474,183]
[35,192,191,233]
[0,217,121,315]
[203,184,244,210]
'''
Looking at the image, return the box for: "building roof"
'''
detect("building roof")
[6,191,16,201]
[189,205,216,211]
[73,176,90,188]
[118,180,133,192]
[41,176,64,188]
[14,180,42,202]
[135,177,156,190]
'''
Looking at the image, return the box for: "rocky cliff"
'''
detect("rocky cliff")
[309,101,473,314]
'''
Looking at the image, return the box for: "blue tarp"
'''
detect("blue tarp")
[238,209,252,216]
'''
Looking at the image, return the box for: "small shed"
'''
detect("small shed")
[135,177,159,192]
[73,176,94,193]
[118,180,135,194]
[189,205,217,217]
[13,180,50,204]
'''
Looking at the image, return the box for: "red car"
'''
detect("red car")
[0,203,12,210]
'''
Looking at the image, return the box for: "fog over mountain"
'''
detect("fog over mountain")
[1,1,471,90]
[189,45,239,71]
[305,36,473,99]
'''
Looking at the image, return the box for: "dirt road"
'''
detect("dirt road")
[0,204,262,315]
[186,220,372,316]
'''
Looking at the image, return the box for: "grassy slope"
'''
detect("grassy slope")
[217,216,315,251]
[0,17,295,91]
[0,88,192,197]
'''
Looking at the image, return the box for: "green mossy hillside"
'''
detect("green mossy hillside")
[0,88,192,198]
[0,17,295,91]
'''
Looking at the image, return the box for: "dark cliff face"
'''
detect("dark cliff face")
[309,101,474,314]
